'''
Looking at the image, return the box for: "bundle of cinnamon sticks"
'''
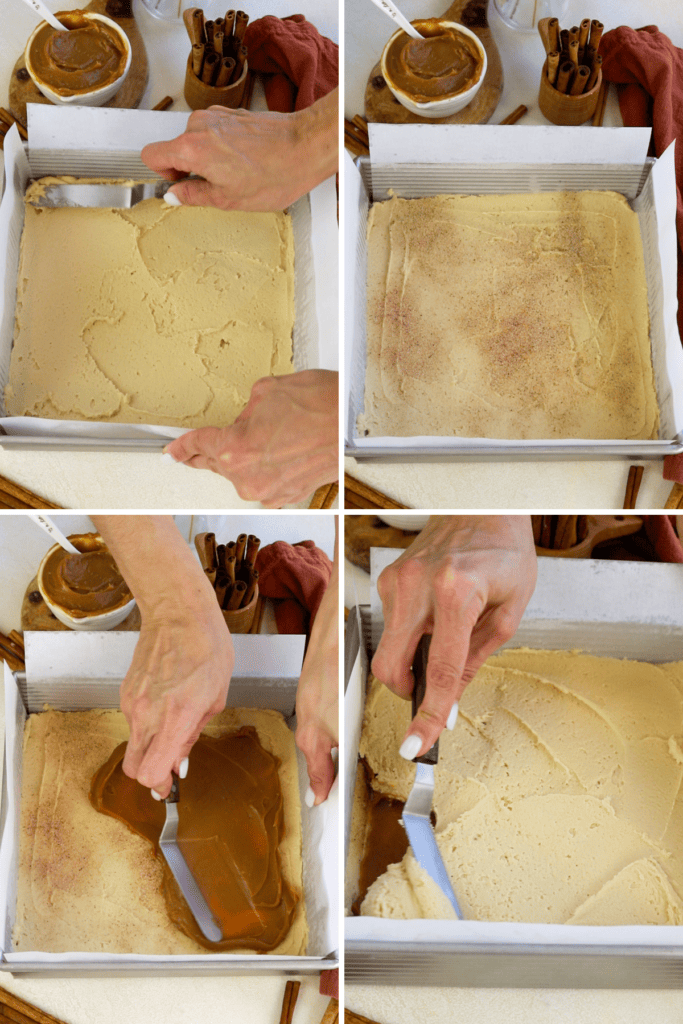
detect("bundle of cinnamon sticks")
[532,515,588,550]
[0,108,28,150]
[538,16,603,96]
[0,630,25,672]
[195,531,259,611]
[184,7,249,87]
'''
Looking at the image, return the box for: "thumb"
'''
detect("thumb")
[303,746,335,807]
[165,179,233,209]
[165,427,230,464]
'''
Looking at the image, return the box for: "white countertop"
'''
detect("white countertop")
[0,0,339,510]
[345,0,683,510]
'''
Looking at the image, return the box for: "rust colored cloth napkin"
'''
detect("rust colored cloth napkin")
[256,540,332,634]
[642,514,683,562]
[244,14,338,112]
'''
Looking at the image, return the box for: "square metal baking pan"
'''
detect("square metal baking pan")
[345,555,683,987]
[0,632,338,976]
[345,148,683,462]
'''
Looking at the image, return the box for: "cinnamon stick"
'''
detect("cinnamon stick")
[152,96,173,111]
[278,980,301,1024]
[234,10,249,43]
[537,17,552,53]
[588,20,604,54]
[215,572,229,608]
[183,7,203,45]
[0,984,70,1024]
[202,51,219,84]
[235,534,247,567]
[585,54,602,92]
[0,108,28,141]
[242,569,259,607]
[556,61,574,94]
[215,57,235,87]
[344,473,408,510]
[9,630,24,651]
[531,515,542,545]
[547,17,560,53]
[249,594,266,633]
[204,19,215,46]
[244,535,260,569]
[232,44,247,84]
[592,79,608,125]
[192,8,205,44]
[216,544,226,570]
[241,68,255,109]
[499,104,528,125]
[320,999,340,1024]
[546,51,560,86]
[213,29,224,57]
[225,555,236,585]
[0,473,61,509]
[204,567,217,586]
[225,541,237,563]
[226,581,247,610]
[578,18,590,61]
[623,465,644,510]
[568,25,580,46]
[568,38,579,68]
[570,65,590,95]
[224,9,235,38]
[559,28,569,57]
[665,483,683,510]
[191,42,204,77]
[540,515,552,549]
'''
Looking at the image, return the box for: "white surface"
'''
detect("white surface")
[0,0,339,509]
[344,0,683,509]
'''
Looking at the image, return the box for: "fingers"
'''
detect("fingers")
[165,178,237,210]
[371,561,426,700]
[296,726,336,806]
[401,576,483,758]
[140,139,193,179]
[165,427,228,465]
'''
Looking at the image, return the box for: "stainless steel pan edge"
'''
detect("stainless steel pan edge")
[1,953,338,977]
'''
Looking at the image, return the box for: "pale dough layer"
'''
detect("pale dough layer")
[361,192,657,440]
[6,181,294,427]
[14,707,307,954]
[359,650,683,925]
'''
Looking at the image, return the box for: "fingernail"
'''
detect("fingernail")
[160,452,176,464]
[151,789,162,801]
[179,757,189,779]
[447,702,459,731]
[305,785,315,808]
[164,190,182,206]
[399,734,422,761]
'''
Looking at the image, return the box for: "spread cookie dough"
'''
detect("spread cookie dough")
[357,650,683,925]
[360,192,657,440]
[6,179,294,427]
[14,706,307,954]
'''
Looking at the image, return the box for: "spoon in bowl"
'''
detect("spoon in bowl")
[19,0,67,32]
[367,0,424,39]
[28,515,80,555]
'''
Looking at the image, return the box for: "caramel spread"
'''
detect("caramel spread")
[357,652,683,925]
[6,178,295,427]
[29,12,127,97]
[385,19,483,102]
[361,192,657,440]
[90,728,299,951]
[41,532,131,618]
[14,707,307,954]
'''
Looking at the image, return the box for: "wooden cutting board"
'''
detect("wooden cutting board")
[345,514,418,573]
[9,0,148,124]
[364,0,503,125]
[21,575,141,631]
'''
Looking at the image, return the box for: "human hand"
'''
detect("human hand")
[120,610,235,799]
[371,516,537,758]
[165,370,339,508]
[141,89,338,212]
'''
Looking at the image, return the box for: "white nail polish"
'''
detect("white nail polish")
[447,702,459,731]
[179,757,189,779]
[305,785,315,808]
[160,452,176,464]
[151,789,162,801]
[399,734,422,761]
[163,191,182,206]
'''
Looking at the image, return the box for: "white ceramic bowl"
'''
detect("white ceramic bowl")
[381,21,487,118]
[25,12,132,107]
[377,514,430,532]
[37,540,136,631]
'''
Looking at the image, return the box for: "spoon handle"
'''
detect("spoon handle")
[21,0,65,32]
[28,514,80,554]
[367,0,423,39]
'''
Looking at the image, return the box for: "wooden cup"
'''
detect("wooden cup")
[184,53,248,111]
[538,59,602,125]
[221,584,258,633]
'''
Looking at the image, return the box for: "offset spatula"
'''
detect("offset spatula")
[402,636,463,918]
[26,180,175,209]
[159,775,223,943]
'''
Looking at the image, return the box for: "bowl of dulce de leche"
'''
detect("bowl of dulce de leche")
[381,19,487,117]
[25,10,131,107]
[37,533,135,630]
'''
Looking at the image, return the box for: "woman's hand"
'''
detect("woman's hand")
[165,371,338,508]
[141,89,338,211]
[372,516,537,759]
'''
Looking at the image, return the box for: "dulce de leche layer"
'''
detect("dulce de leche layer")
[384,19,483,102]
[41,532,132,618]
[90,727,299,952]
[29,12,128,97]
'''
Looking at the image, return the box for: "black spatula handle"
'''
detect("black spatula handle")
[411,635,439,765]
